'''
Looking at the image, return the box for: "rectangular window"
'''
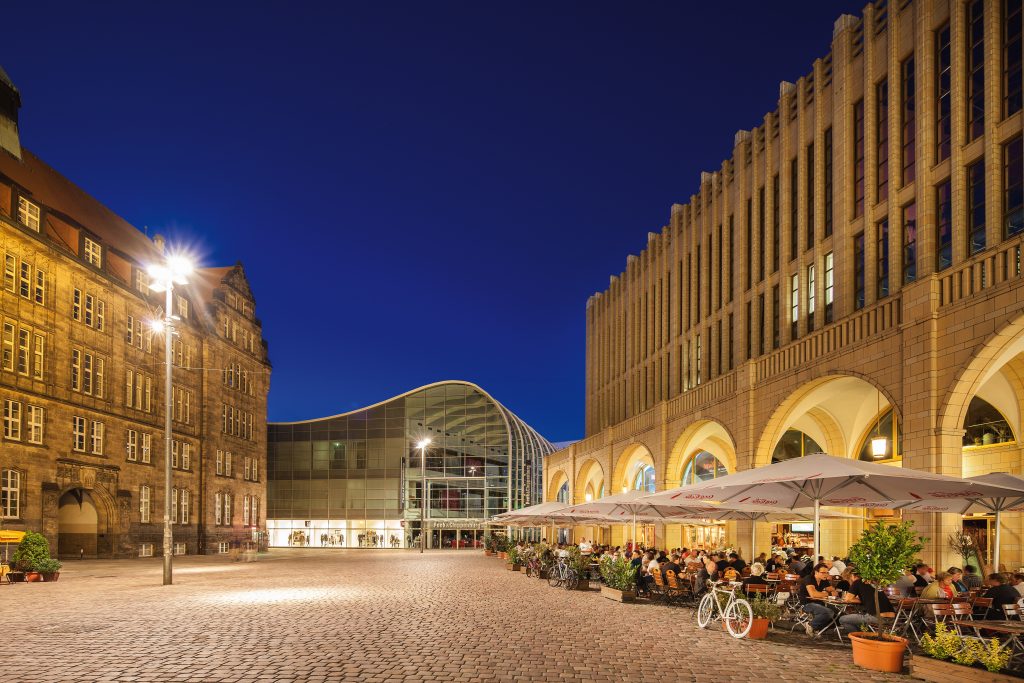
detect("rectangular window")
[3,254,15,293]
[936,23,952,160]
[0,323,11,373]
[790,274,799,340]
[218,542,229,554]
[936,180,953,270]
[772,175,780,272]
[902,55,916,185]
[902,202,918,283]
[73,416,87,452]
[176,295,189,319]
[180,489,189,525]
[17,197,40,231]
[853,232,866,310]
[96,300,105,331]
[18,262,29,299]
[16,329,29,376]
[853,99,865,217]
[758,293,766,356]
[32,334,43,380]
[244,456,252,481]
[745,301,752,360]
[252,497,259,527]
[182,443,191,470]
[824,130,833,237]
[73,288,82,322]
[223,493,232,526]
[807,264,816,331]
[746,199,753,290]
[1006,0,1023,116]
[83,238,102,267]
[967,0,985,140]
[27,405,42,444]
[772,285,780,349]
[3,400,21,441]
[33,269,44,306]
[877,78,889,202]
[251,458,258,482]
[695,335,701,386]
[759,186,766,281]
[139,543,153,557]
[790,159,799,260]
[225,451,233,476]
[135,269,148,293]
[84,294,94,327]
[728,217,734,302]
[215,492,223,525]
[90,420,104,455]
[825,252,834,324]
[171,487,177,526]
[968,158,987,255]
[140,486,150,523]
[141,433,151,464]
[243,495,250,526]
[171,440,179,469]
[878,219,891,299]
[1,469,20,518]
[1006,136,1024,237]
[216,449,224,475]
[126,429,138,461]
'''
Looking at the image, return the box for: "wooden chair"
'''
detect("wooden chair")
[650,569,668,601]
[743,583,770,598]
[741,566,751,577]
[664,570,691,604]
[889,597,917,636]
[766,572,780,581]
[883,586,902,599]
[971,597,994,619]
[913,586,925,595]
[783,573,801,582]
[1003,603,1023,620]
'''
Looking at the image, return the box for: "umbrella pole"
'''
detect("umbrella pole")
[751,521,756,561]
[813,499,821,561]
[995,509,1002,573]
[633,511,637,551]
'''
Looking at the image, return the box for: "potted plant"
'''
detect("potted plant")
[599,556,636,602]
[913,622,1015,682]
[506,545,521,571]
[747,596,782,639]
[483,535,494,556]
[567,546,591,589]
[38,557,62,582]
[13,531,52,583]
[846,520,923,673]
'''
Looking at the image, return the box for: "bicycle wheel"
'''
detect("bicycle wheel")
[525,564,534,578]
[564,569,578,591]
[696,593,715,629]
[547,572,561,588]
[725,598,754,639]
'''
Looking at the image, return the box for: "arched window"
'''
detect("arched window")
[632,464,655,493]
[857,408,903,461]
[681,450,729,484]
[771,430,824,463]
[556,481,570,503]
[962,397,1016,446]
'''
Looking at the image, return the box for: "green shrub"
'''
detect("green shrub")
[13,531,51,571]
[599,556,636,592]
[36,557,62,573]
[750,596,782,621]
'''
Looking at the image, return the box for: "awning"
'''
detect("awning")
[0,530,25,544]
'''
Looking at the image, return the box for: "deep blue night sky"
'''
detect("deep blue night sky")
[5,1,861,442]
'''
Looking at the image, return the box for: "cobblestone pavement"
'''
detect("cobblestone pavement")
[4,550,906,682]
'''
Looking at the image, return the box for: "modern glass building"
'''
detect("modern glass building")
[267,381,554,549]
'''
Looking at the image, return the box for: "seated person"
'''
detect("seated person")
[727,552,747,573]
[798,563,837,636]
[839,570,895,632]
[983,573,1021,618]
[741,562,770,594]
[715,553,729,575]
[962,564,983,590]
[660,553,682,582]
[947,567,967,594]
[1012,573,1024,598]
[828,556,847,577]
[766,552,789,574]
[755,552,768,565]
[833,567,854,593]
[891,567,917,597]
[921,571,955,600]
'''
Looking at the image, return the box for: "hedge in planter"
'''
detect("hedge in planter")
[13,531,52,573]
[914,622,1013,680]
[599,556,636,601]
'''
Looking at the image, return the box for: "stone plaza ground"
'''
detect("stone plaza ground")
[4,550,904,682]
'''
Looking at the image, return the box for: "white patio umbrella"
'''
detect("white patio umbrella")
[896,472,1024,572]
[563,490,685,548]
[640,453,1024,559]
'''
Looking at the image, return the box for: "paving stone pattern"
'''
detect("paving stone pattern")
[4,550,904,682]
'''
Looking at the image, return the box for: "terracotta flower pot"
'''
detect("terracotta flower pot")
[848,632,907,673]
[747,618,770,639]
[41,572,60,582]
[24,571,42,582]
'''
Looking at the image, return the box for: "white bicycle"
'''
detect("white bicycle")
[696,581,754,638]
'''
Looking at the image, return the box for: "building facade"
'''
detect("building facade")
[545,0,1024,568]
[0,68,270,558]
[267,381,554,549]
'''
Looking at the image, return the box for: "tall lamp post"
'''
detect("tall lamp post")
[417,438,431,553]
[148,254,193,586]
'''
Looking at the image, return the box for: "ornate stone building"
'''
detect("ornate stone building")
[0,67,270,558]
[544,0,1023,568]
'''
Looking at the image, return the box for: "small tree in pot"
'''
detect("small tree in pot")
[13,531,53,582]
[846,520,925,673]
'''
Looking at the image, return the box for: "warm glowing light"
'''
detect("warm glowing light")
[150,319,165,334]
[584,493,593,502]
[417,439,431,450]
[871,436,888,458]
[147,253,195,287]
[166,254,194,281]
[621,486,628,494]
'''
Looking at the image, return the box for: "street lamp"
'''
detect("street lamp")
[148,253,193,586]
[417,438,431,554]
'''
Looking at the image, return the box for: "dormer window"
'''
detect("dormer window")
[17,197,40,232]
[134,269,148,294]
[84,238,102,267]
[176,295,189,319]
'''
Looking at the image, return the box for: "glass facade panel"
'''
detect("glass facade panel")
[268,381,554,548]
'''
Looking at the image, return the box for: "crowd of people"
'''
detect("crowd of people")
[508,537,1024,638]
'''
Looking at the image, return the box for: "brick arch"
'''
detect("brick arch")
[546,469,570,503]
[664,419,738,488]
[573,458,605,503]
[611,442,656,494]
[754,372,900,468]
[939,313,1024,439]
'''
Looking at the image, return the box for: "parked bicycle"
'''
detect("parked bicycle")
[696,581,753,638]
[547,556,578,590]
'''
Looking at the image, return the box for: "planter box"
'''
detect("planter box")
[601,586,635,602]
[519,566,528,574]
[506,563,520,571]
[6,571,25,583]
[910,653,1019,683]
[498,552,507,560]
[484,550,493,556]
[574,579,592,591]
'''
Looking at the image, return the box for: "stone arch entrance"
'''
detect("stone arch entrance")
[58,488,98,558]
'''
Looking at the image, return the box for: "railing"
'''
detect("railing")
[938,238,1023,307]
[666,373,737,421]
[611,405,660,442]
[754,294,902,384]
